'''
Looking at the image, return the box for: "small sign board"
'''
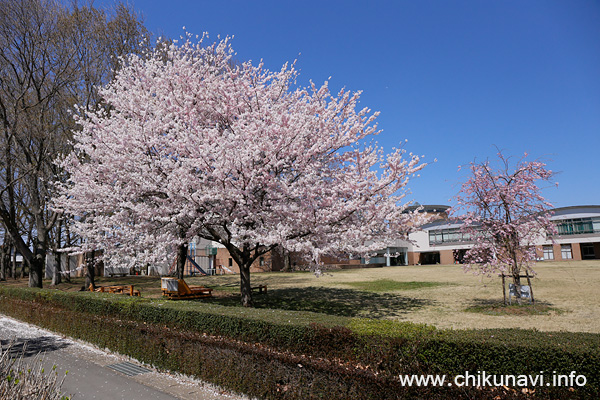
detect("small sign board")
[508,284,531,298]
[161,277,179,292]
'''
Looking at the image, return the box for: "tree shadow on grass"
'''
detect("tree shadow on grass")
[210,287,432,319]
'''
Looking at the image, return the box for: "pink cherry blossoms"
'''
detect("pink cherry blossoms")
[452,151,557,291]
[54,33,427,306]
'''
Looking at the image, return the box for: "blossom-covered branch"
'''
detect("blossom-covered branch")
[54,32,427,306]
[452,151,557,300]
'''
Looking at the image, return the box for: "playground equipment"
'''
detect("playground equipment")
[161,277,213,300]
[167,255,210,276]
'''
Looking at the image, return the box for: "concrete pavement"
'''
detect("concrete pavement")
[0,314,248,400]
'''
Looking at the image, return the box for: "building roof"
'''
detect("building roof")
[550,205,600,220]
[404,204,450,213]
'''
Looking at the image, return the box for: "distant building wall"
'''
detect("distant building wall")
[189,205,600,271]
[440,250,454,265]
[405,205,600,266]
[214,247,274,274]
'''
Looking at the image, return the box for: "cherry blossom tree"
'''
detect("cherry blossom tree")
[55,33,427,306]
[452,151,557,302]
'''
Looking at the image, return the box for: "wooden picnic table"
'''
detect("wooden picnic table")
[90,284,140,297]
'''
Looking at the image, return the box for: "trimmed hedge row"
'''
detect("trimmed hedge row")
[0,286,597,399]
[0,296,494,399]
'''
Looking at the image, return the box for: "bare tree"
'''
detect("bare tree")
[0,0,148,287]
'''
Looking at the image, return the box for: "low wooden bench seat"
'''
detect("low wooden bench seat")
[251,284,267,294]
[161,278,212,300]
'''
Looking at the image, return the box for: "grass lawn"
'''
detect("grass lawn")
[2,259,599,333]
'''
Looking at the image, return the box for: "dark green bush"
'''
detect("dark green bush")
[0,286,597,399]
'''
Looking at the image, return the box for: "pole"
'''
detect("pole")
[526,270,534,304]
[502,274,506,305]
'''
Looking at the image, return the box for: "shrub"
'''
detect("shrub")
[0,341,70,400]
[0,286,597,399]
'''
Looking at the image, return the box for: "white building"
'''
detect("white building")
[391,205,600,265]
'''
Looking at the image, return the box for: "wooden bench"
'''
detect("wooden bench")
[161,278,213,300]
[90,284,140,297]
[251,284,267,294]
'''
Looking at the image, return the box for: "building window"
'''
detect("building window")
[259,257,265,266]
[561,244,572,260]
[428,228,471,245]
[228,258,233,267]
[542,245,554,260]
[555,217,600,235]
[581,244,595,259]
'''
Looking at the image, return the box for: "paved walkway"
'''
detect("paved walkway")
[0,314,248,400]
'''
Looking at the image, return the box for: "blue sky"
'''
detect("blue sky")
[102,0,599,208]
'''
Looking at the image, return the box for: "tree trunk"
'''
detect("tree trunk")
[20,253,27,279]
[240,261,253,307]
[52,252,62,286]
[64,256,71,283]
[85,250,96,290]
[22,230,32,279]
[0,243,6,281]
[282,248,291,272]
[0,235,9,281]
[1,242,10,280]
[52,219,62,285]
[28,231,47,288]
[11,245,17,280]
[510,244,521,304]
[64,223,72,283]
[176,243,187,280]
[511,260,522,304]
[28,258,43,287]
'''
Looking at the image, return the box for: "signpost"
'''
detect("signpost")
[501,271,535,305]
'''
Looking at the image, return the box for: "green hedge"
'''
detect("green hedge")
[0,286,597,399]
